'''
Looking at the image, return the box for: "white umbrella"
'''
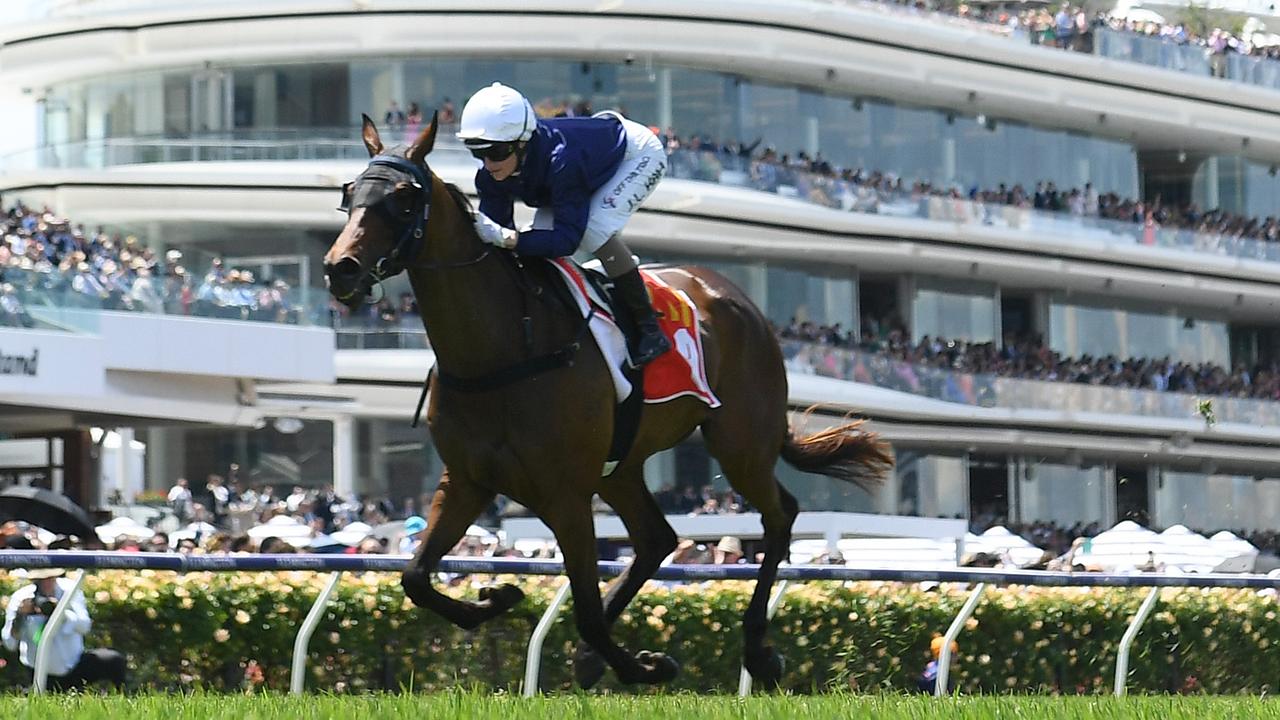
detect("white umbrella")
[833,537,957,570]
[331,521,373,546]
[1074,520,1164,571]
[465,524,497,542]
[1113,7,1166,24]
[1157,525,1222,573]
[969,526,1047,567]
[1207,530,1259,573]
[247,515,312,541]
[94,516,154,545]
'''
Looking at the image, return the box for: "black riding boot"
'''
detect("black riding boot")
[612,268,672,367]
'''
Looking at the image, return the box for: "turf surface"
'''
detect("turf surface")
[2,692,1279,720]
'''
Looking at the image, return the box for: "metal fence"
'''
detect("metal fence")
[1,550,1276,697]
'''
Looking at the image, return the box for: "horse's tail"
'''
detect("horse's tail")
[779,409,892,492]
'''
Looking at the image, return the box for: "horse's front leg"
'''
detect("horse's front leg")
[573,468,678,688]
[543,498,679,686]
[401,472,522,630]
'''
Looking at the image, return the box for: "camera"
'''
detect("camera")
[34,594,56,616]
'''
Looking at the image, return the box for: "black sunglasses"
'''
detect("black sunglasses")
[468,142,517,162]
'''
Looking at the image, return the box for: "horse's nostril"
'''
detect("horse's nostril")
[328,257,362,280]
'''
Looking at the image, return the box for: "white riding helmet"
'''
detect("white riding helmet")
[457,82,536,146]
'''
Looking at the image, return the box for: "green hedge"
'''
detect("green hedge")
[1,571,1276,694]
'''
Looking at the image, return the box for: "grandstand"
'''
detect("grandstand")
[2,0,1280,556]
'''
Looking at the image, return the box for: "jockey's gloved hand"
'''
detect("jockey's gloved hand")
[474,213,519,250]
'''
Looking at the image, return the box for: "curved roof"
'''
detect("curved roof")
[2,0,1279,161]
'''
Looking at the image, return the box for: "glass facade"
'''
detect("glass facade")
[1019,460,1107,527]
[1157,471,1260,532]
[1191,155,1280,220]
[912,277,997,344]
[356,419,444,516]
[1049,295,1230,366]
[39,56,1138,198]
[893,450,966,519]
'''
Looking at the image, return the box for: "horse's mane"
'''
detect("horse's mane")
[382,144,476,224]
[442,182,476,223]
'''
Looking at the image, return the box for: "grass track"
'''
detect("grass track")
[2,692,1279,720]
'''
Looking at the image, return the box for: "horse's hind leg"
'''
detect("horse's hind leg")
[401,471,523,630]
[541,497,679,686]
[703,418,798,690]
[573,469,679,688]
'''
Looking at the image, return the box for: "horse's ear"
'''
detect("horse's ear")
[407,110,438,164]
[361,114,383,157]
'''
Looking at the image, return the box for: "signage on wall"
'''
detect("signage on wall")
[0,348,38,377]
[0,329,104,398]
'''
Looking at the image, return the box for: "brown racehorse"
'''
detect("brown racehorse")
[323,113,892,689]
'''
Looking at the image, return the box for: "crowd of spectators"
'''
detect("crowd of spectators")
[0,202,306,326]
[780,315,1280,402]
[660,128,1280,249]
[7,484,1277,571]
[882,0,1280,77]
[128,473,756,559]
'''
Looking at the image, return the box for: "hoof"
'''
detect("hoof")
[635,650,680,684]
[744,646,784,689]
[573,642,608,689]
[478,583,525,613]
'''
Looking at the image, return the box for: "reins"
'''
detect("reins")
[340,152,595,424]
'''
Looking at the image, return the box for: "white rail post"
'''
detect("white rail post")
[290,571,343,695]
[737,579,791,697]
[1113,586,1160,697]
[934,582,986,697]
[522,578,573,697]
[32,570,88,695]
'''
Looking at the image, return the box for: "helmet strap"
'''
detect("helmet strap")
[512,141,529,174]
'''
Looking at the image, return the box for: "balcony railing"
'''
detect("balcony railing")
[2,267,335,332]
[667,150,1280,265]
[330,323,1280,426]
[782,339,1280,427]
[1094,29,1280,91]
[0,128,476,170]
[8,131,1277,282]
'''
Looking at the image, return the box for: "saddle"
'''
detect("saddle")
[416,254,718,476]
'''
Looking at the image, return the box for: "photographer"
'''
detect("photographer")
[2,568,126,691]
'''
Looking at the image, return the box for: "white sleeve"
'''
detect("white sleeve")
[473,212,508,245]
[57,585,91,638]
[2,588,27,651]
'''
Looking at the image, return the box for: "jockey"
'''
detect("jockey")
[458,82,672,367]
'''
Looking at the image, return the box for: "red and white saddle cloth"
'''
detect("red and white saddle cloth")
[548,258,721,408]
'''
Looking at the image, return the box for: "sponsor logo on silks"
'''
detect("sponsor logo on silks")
[602,156,660,211]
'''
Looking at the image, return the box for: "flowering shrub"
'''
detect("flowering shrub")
[1,571,1276,694]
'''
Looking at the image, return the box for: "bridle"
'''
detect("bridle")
[336,144,590,407]
[334,153,489,302]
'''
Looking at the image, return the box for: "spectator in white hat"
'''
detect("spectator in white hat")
[2,567,126,691]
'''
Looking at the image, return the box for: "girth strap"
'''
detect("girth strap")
[410,310,595,425]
